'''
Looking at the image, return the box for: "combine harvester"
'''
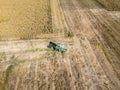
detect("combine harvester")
[47,41,67,53]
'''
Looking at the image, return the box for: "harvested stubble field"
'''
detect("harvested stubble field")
[0,0,120,90]
[97,0,120,11]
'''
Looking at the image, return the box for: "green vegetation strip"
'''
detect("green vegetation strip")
[93,39,120,79]
[97,0,120,11]
[94,40,114,64]
[79,0,104,8]
[0,18,9,23]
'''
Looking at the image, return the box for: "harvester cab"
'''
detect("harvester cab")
[47,41,67,53]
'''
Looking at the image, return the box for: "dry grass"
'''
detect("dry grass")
[97,0,120,11]
[0,0,52,40]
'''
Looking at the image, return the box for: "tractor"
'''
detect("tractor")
[47,41,67,53]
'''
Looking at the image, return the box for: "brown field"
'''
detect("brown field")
[97,0,120,11]
[0,0,120,90]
